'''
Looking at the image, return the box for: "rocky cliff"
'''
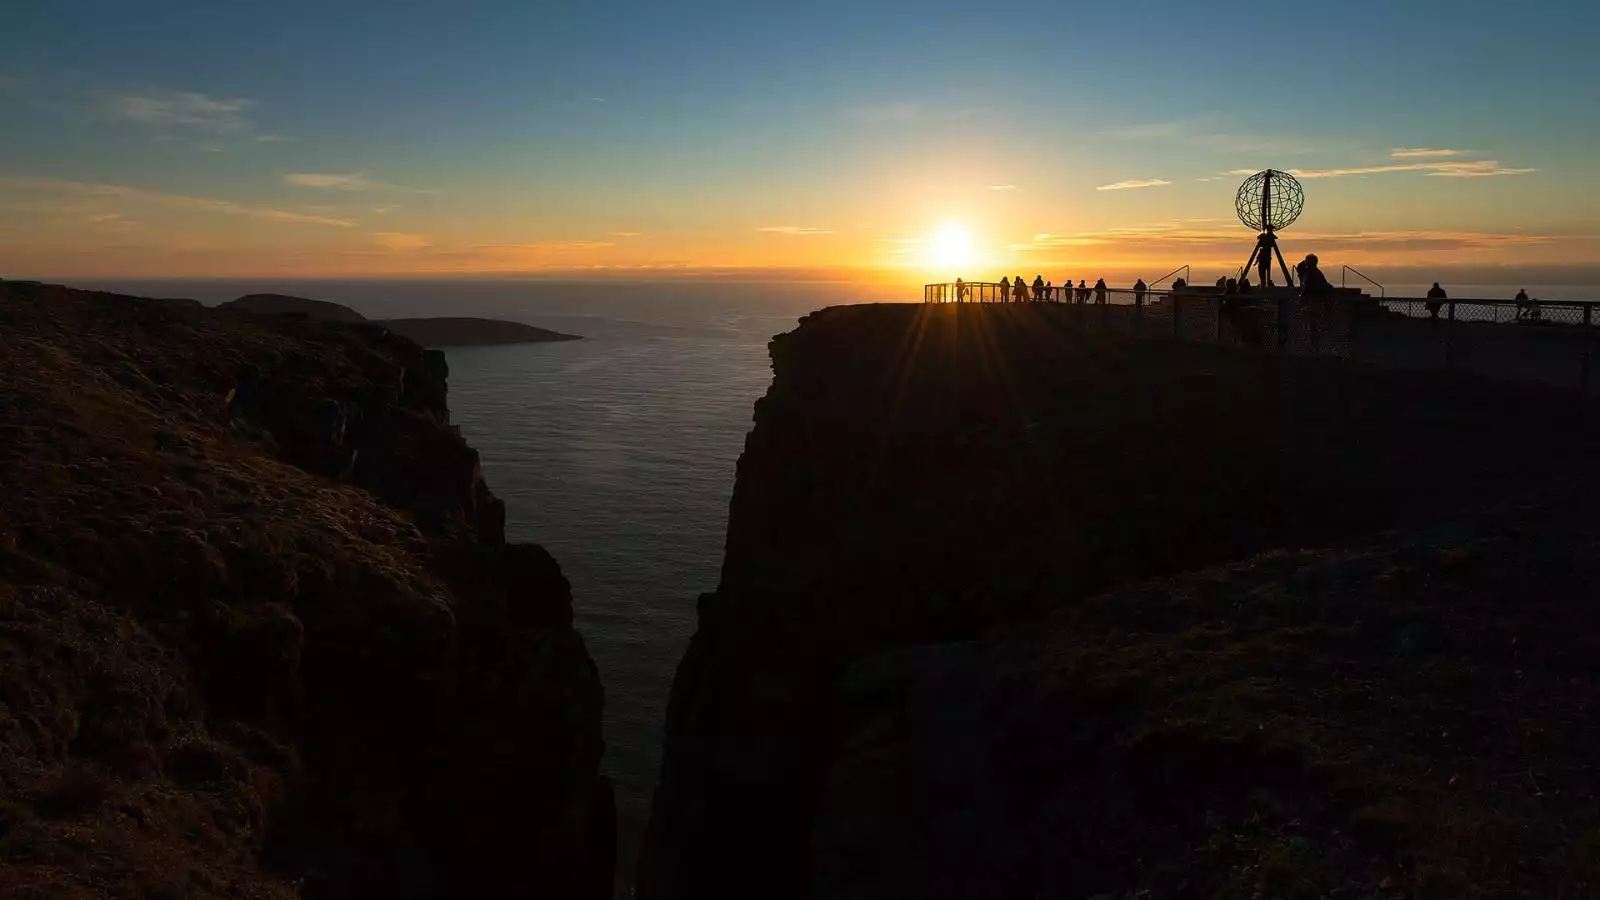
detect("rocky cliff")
[641,303,1600,899]
[0,282,612,899]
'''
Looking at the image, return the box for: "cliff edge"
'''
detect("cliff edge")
[641,303,1600,899]
[0,282,612,899]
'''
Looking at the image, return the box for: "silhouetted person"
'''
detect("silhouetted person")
[1237,275,1251,294]
[1299,254,1332,300]
[1514,287,1541,321]
[1077,279,1090,305]
[1013,276,1028,303]
[1426,282,1447,321]
[998,275,1010,304]
[1216,276,1227,290]
[1225,277,1238,294]
[1094,278,1107,305]
[955,278,966,303]
[1045,280,1054,302]
[1173,277,1187,291]
[1133,278,1148,306]
[1033,274,1045,302]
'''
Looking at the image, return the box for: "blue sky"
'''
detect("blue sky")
[3,0,1597,278]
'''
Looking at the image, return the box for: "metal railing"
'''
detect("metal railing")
[922,283,1600,394]
[1341,265,1384,297]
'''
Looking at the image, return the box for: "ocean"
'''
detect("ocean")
[75,277,899,893]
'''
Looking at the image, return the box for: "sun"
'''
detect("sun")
[926,221,974,272]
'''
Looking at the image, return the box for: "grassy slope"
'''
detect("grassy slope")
[0,283,606,899]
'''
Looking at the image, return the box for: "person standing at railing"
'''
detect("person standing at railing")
[1077,279,1090,305]
[1133,278,1147,308]
[1426,282,1447,322]
[1013,275,1029,304]
[955,278,967,303]
[1094,278,1108,305]
[998,275,1010,304]
[1032,275,1045,303]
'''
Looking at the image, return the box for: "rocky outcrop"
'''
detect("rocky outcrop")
[220,294,582,345]
[0,281,612,899]
[222,292,370,322]
[382,317,582,347]
[641,303,1600,899]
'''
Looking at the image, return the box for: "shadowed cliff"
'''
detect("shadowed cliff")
[641,303,1600,899]
[0,282,612,899]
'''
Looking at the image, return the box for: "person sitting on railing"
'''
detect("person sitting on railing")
[1426,282,1447,321]
[998,275,1010,304]
[1094,278,1108,305]
[1033,274,1046,303]
[1133,278,1148,307]
[1013,275,1028,304]
[1514,288,1541,321]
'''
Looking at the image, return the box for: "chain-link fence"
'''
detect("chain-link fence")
[923,284,1600,393]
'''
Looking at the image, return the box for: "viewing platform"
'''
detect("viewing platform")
[921,280,1600,395]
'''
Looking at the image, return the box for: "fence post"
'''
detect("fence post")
[1583,306,1593,393]
[1445,300,1455,369]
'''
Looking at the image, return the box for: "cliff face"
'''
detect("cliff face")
[641,303,1600,898]
[0,282,612,899]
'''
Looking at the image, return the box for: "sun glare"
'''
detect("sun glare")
[927,222,973,272]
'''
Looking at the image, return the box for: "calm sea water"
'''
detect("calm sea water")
[77,277,898,893]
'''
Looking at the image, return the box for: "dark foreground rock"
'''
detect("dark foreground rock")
[640,303,1600,899]
[220,294,582,345]
[0,281,612,899]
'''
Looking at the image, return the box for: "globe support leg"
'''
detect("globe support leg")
[1271,241,1296,289]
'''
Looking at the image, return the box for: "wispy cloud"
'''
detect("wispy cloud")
[283,173,436,193]
[1,177,356,227]
[470,241,614,251]
[1228,160,1536,179]
[1097,178,1172,191]
[253,133,294,143]
[986,184,1017,191]
[372,232,431,251]
[114,91,255,133]
[1390,147,1468,159]
[1105,117,1334,157]
[845,103,923,124]
[590,97,607,103]
[608,230,642,237]
[758,226,835,235]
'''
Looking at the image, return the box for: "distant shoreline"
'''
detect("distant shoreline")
[217,292,582,345]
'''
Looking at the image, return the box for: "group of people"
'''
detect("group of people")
[939,254,1356,306]
[954,275,1135,305]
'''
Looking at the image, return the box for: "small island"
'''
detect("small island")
[220,293,583,346]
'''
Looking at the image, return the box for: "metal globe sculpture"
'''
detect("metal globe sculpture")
[1234,169,1305,288]
[1235,169,1303,232]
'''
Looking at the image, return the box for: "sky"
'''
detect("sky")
[3,0,1598,285]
